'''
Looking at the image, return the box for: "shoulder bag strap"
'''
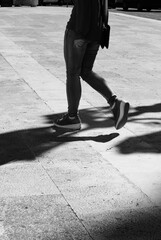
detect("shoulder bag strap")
[100,0,109,27]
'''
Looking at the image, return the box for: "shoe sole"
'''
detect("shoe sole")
[54,122,81,130]
[116,102,130,130]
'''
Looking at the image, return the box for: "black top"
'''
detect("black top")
[67,0,104,42]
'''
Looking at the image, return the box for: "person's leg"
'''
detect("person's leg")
[64,29,88,116]
[81,41,129,129]
[80,41,116,106]
[54,29,88,130]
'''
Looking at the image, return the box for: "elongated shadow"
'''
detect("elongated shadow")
[2,102,160,165]
[129,103,161,119]
[52,127,119,143]
[0,107,119,166]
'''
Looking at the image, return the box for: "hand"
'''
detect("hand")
[74,39,85,48]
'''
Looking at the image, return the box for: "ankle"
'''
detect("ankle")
[68,112,79,119]
[108,95,117,108]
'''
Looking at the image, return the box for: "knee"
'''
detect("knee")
[67,67,81,79]
[81,70,91,81]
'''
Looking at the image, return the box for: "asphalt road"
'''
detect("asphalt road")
[110,8,161,21]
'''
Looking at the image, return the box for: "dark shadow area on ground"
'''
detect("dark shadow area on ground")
[0,107,118,166]
[116,103,161,154]
[52,127,119,143]
[116,130,161,154]
[1,102,161,165]
[82,207,161,240]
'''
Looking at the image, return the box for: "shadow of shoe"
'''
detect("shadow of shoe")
[52,127,119,143]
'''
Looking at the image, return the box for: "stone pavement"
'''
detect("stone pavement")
[0,6,161,240]
[111,8,161,21]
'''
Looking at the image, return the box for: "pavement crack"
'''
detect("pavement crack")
[38,163,95,240]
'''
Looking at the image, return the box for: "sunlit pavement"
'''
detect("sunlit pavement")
[110,8,161,21]
[0,6,161,239]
